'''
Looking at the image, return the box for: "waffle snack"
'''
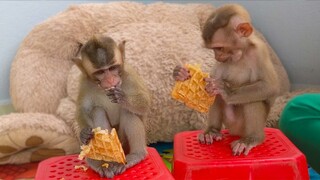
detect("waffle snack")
[172,64,215,113]
[78,127,126,164]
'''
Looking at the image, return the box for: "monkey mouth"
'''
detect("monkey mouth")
[103,81,122,91]
[104,87,115,91]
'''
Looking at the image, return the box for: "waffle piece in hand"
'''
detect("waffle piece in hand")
[172,64,215,113]
[78,127,126,164]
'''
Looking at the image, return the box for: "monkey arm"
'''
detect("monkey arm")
[224,54,280,105]
[77,105,94,145]
[120,91,151,116]
[77,105,93,129]
[78,104,113,145]
[106,86,150,116]
[91,107,112,130]
[118,66,151,116]
[77,95,112,130]
[225,79,278,105]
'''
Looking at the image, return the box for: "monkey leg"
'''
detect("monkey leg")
[91,106,112,130]
[231,102,267,156]
[86,158,109,177]
[198,96,224,144]
[119,110,147,169]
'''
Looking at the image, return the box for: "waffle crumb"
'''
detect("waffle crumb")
[102,163,109,168]
[74,165,88,171]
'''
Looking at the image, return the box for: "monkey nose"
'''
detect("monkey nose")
[100,81,114,90]
[100,78,120,90]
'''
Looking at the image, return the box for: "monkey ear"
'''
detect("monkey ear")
[119,40,126,62]
[235,23,253,37]
[72,57,88,76]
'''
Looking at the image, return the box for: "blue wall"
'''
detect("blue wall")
[1,0,320,104]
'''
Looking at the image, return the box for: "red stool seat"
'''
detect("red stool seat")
[35,147,173,180]
[172,128,309,180]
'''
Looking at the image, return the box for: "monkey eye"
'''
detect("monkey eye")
[213,47,224,51]
[95,70,105,75]
[109,65,120,71]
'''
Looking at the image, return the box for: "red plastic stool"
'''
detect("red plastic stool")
[172,128,309,180]
[35,147,173,180]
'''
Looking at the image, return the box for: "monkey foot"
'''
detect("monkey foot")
[125,152,147,169]
[91,161,126,178]
[103,162,126,178]
[197,131,223,144]
[231,139,257,156]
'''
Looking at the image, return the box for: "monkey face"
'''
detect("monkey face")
[88,49,123,90]
[209,27,245,63]
[212,47,231,62]
[211,46,244,63]
[80,38,124,90]
[73,35,126,90]
[93,64,122,89]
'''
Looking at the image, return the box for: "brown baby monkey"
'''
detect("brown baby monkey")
[173,4,281,155]
[73,35,150,178]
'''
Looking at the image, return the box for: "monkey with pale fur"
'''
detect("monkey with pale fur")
[73,35,150,178]
[173,4,282,155]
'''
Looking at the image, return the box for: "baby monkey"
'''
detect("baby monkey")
[73,35,150,178]
[173,4,280,155]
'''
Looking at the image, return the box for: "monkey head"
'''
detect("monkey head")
[73,35,126,90]
[202,4,253,63]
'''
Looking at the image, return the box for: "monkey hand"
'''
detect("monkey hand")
[173,65,191,81]
[80,127,93,145]
[205,78,224,96]
[198,129,223,144]
[205,78,230,100]
[106,87,126,104]
[231,137,262,156]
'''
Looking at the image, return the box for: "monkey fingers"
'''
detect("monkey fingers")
[205,79,228,100]
[173,65,190,81]
[198,133,213,144]
[106,88,126,104]
[96,168,107,178]
[106,95,118,103]
[231,140,255,156]
[102,167,115,178]
[204,78,220,94]
[205,86,219,96]
[198,131,222,144]
[86,158,111,178]
[80,127,93,145]
[107,162,126,176]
